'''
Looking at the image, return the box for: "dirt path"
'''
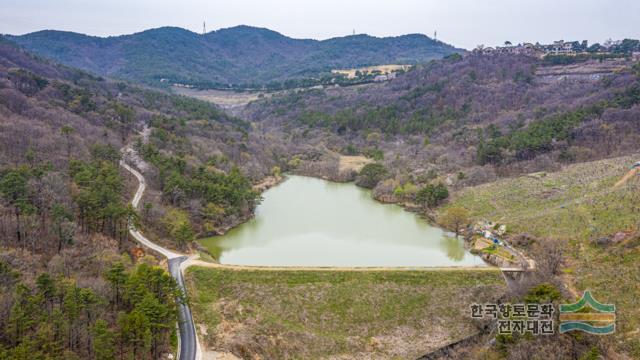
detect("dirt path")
[614,167,639,188]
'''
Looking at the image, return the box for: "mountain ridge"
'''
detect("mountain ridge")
[4,25,464,87]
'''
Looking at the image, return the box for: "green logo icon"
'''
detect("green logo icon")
[559,291,615,335]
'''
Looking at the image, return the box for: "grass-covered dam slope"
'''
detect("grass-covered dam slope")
[185,267,505,359]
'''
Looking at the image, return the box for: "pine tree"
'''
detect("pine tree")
[136,293,171,358]
[0,168,35,247]
[105,262,128,307]
[118,310,152,359]
[92,319,115,360]
[36,273,56,313]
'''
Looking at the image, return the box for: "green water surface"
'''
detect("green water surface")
[200,175,486,267]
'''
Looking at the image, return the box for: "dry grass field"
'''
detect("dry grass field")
[339,155,373,173]
[186,267,506,360]
[172,87,275,109]
[331,64,411,79]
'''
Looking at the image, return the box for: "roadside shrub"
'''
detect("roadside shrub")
[342,144,359,155]
[355,163,388,189]
[162,208,194,247]
[523,283,561,303]
[363,147,384,161]
[416,183,449,208]
[393,182,418,200]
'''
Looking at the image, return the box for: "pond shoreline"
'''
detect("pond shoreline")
[198,175,487,268]
[201,172,428,241]
[192,175,287,256]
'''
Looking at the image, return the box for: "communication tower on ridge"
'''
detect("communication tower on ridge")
[203,21,206,35]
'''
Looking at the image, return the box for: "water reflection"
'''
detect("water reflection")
[441,235,467,261]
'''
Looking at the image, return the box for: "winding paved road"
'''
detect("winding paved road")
[120,159,201,360]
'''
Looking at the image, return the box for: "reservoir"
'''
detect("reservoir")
[200,175,486,267]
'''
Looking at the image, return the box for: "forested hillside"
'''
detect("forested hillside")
[5,26,462,88]
[0,38,269,359]
[244,53,640,200]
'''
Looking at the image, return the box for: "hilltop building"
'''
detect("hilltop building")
[473,39,605,57]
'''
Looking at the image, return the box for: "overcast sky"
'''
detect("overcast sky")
[1,0,639,49]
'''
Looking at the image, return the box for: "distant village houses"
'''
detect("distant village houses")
[473,39,640,58]
[373,72,397,82]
